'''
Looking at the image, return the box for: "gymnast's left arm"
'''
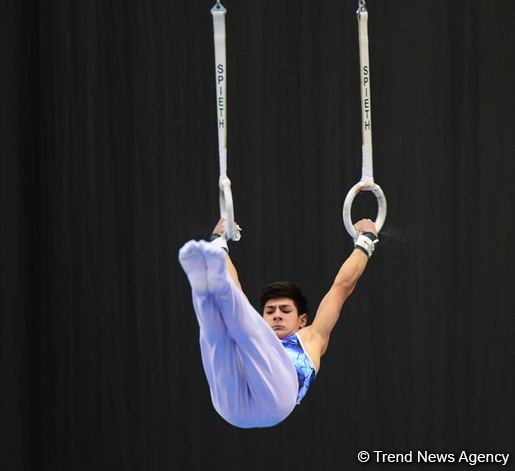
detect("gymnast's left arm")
[307,219,378,357]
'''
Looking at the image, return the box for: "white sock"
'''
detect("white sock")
[199,240,230,294]
[178,240,209,293]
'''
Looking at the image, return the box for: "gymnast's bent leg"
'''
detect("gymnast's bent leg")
[179,240,298,428]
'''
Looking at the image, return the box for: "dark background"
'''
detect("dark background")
[1,1,514,470]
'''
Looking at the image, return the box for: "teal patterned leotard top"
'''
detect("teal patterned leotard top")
[281,333,317,404]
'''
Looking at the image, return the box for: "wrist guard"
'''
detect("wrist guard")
[355,231,378,258]
[209,233,229,252]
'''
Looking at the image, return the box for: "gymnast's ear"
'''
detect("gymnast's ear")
[298,313,308,328]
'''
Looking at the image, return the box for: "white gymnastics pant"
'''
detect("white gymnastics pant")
[179,240,298,428]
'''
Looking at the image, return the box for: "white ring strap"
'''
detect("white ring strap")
[342,2,387,240]
[211,2,241,241]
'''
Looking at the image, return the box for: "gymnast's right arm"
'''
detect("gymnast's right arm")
[211,218,242,291]
[225,255,242,291]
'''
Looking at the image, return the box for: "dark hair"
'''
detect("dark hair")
[260,281,309,318]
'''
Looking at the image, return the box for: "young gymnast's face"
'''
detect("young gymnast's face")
[262,298,307,340]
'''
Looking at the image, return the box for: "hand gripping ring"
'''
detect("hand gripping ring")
[219,177,241,241]
[342,181,387,239]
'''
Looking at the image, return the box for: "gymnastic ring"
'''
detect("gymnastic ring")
[219,177,241,241]
[342,181,387,239]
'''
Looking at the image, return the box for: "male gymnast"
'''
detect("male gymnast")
[178,218,378,428]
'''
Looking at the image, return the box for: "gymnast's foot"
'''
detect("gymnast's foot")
[198,240,230,294]
[178,240,209,293]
